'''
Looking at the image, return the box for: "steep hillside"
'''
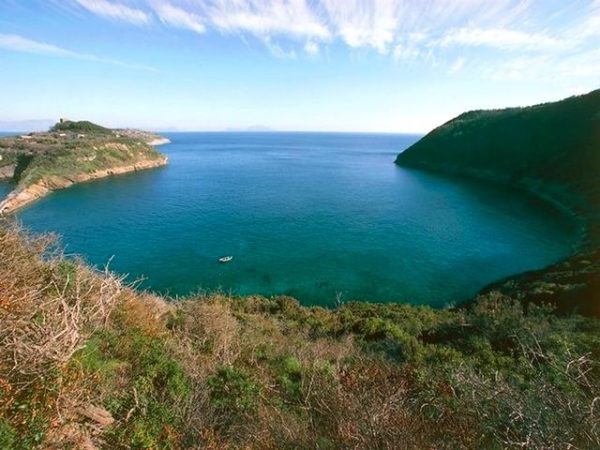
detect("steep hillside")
[396,90,600,315]
[1,223,598,449]
[0,121,169,213]
[396,89,600,232]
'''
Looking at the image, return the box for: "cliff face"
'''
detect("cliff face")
[0,121,169,213]
[396,89,600,234]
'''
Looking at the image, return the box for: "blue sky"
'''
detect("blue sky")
[0,0,598,132]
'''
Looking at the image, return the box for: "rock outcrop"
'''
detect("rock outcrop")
[0,163,15,181]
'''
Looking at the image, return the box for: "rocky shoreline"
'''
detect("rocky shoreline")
[0,155,167,214]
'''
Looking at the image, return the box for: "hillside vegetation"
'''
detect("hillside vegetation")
[0,121,168,213]
[50,120,111,134]
[2,99,599,449]
[396,90,600,316]
[396,89,600,228]
[0,223,599,449]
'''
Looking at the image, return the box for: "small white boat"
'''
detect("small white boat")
[218,256,233,263]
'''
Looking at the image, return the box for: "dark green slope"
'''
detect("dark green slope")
[396,89,600,219]
[395,89,600,315]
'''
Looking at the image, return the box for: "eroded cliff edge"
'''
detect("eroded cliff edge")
[0,120,169,214]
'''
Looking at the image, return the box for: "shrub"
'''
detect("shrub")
[207,366,261,418]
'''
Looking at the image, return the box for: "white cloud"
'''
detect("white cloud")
[0,33,156,71]
[488,48,600,82]
[263,36,297,59]
[152,3,205,34]
[0,33,79,58]
[55,0,600,84]
[204,0,330,40]
[568,0,600,42]
[438,28,567,52]
[392,43,421,61]
[321,0,400,53]
[449,57,466,74]
[75,0,151,25]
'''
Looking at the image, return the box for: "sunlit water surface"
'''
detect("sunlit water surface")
[12,132,579,307]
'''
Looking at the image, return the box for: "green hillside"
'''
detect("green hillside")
[50,120,111,134]
[396,89,600,223]
[0,121,167,213]
[395,90,600,316]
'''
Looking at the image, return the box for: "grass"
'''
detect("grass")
[1,222,599,449]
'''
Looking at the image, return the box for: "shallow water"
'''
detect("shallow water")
[0,183,11,199]
[14,132,579,307]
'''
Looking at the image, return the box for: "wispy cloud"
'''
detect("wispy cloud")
[56,0,600,83]
[204,0,330,40]
[74,0,150,25]
[321,0,400,53]
[304,41,319,56]
[449,57,466,74]
[0,33,156,71]
[0,33,80,58]
[152,3,205,34]
[438,28,567,52]
[263,36,297,59]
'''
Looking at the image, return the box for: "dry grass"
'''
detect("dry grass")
[0,222,122,385]
[0,222,126,448]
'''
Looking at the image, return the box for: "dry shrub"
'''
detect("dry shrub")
[0,222,122,387]
[178,296,241,366]
[110,291,172,338]
[166,297,243,444]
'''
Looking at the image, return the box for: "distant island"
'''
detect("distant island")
[0,120,169,213]
[397,89,600,315]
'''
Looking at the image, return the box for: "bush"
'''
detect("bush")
[207,367,261,419]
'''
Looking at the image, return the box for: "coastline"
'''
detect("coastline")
[396,160,595,249]
[0,155,168,214]
[405,166,599,315]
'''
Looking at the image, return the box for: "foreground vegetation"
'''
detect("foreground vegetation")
[1,223,598,449]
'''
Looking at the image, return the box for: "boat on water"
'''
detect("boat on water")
[218,256,233,263]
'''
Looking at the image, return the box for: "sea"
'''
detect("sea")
[6,132,580,307]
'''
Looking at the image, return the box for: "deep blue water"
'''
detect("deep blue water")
[10,132,579,307]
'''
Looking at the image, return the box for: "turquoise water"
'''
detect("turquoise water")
[0,183,11,199]
[13,132,579,307]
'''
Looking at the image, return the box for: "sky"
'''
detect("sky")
[0,0,598,133]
